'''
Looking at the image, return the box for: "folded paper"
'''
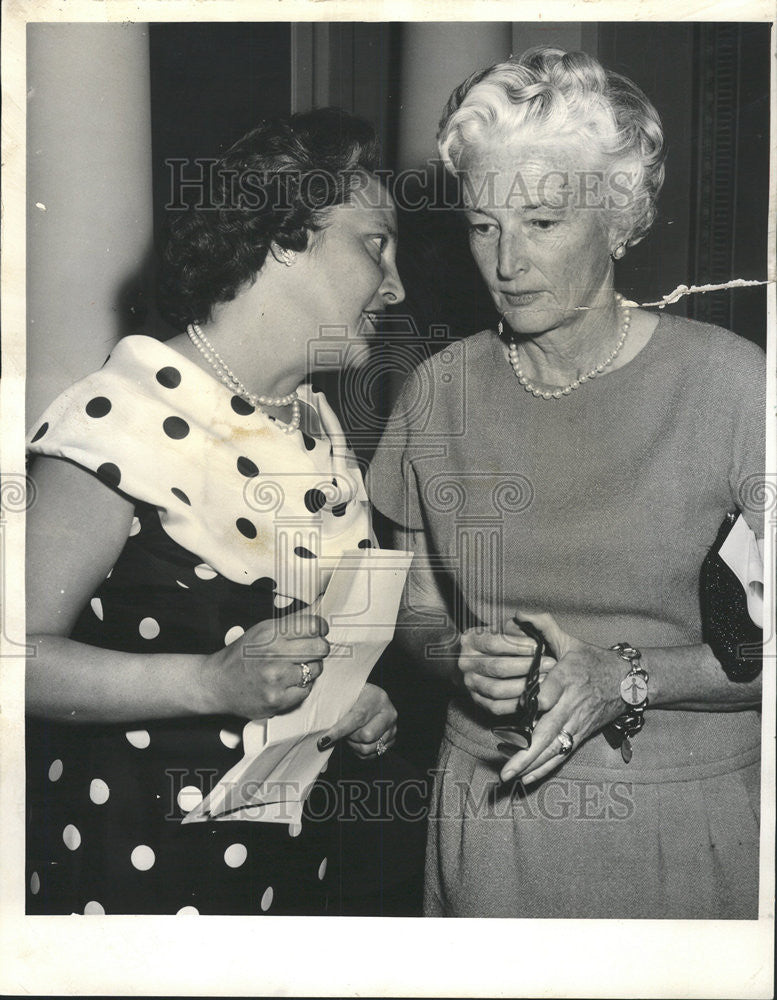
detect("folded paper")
[183,548,412,826]
[719,514,764,628]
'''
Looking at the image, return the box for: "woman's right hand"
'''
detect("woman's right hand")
[198,610,330,719]
[457,620,555,716]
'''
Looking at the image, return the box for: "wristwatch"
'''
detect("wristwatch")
[608,643,649,763]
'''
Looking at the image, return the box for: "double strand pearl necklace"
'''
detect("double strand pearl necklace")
[502,294,631,400]
[186,322,301,433]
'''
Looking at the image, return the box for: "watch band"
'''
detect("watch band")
[608,642,648,763]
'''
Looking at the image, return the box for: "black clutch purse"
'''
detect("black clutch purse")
[699,511,762,683]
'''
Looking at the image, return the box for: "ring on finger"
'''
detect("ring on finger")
[556,729,574,755]
[298,662,313,689]
[376,737,388,757]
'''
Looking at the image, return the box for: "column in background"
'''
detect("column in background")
[396,22,512,170]
[511,23,598,59]
[27,23,153,422]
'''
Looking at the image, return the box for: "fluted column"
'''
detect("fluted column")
[27,23,154,423]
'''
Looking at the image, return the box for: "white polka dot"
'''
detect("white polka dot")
[125,729,150,749]
[194,563,217,580]
[139,616,160,640]
[273,593,295,609]
[288,821,302,838]
[224,843,248,868]
[48,758,63,782]
[89,778,110,805]
[177,785,203,813]
[317,857,328,881]
[84,900,105,915]
[176,906,199,916]
[224,625,245,646]
[260,886,274,911]
[176,580,189,589]
[130,845,155,871]
[219,729,241,750]
[63,824,81,850]
[90,597,104,621]
[129,516,141,536]
[30,871,40,895]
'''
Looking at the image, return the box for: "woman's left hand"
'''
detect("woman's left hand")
[317,683,398,759]
[499,609,627,786]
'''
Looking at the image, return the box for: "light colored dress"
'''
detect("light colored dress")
[367,313,764,918]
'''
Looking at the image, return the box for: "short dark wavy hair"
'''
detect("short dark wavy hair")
[157,107,380,329]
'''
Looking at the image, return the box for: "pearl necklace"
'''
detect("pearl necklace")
[187,323,301,433]
[502,294,631,400]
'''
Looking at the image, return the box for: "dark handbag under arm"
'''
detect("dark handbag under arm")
[699,511,763,683]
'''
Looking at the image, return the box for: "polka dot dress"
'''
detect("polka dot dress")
[27,335,376,605]
[25,337,376,915]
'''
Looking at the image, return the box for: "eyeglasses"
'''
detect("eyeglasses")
[492,619,545,754]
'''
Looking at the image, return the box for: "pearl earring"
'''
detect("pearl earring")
[611,243,627,261]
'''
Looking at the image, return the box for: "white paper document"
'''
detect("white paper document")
[719,514,764,628]
[182,548,412,826]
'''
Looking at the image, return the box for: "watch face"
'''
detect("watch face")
[621,674,648,706]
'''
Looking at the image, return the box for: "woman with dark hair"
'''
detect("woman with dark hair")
[25,108,405,915]
[368,49,764,919]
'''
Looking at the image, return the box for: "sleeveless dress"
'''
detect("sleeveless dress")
[26,335,376,915]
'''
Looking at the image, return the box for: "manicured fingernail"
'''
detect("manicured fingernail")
[522,773,537,785]
[317,736,332,751]
[501,769,517,783]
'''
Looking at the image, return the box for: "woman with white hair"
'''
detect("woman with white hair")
[368,48,764,918]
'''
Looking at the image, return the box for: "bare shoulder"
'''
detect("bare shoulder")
[27,456,135,634]
[29,454,135,528]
